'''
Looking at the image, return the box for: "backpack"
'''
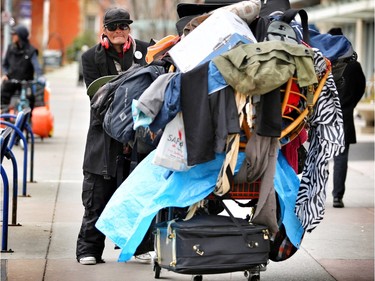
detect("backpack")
[91,64,143,122]
[251,8,310,45]
[103,65,165,144]
[248,6,311,138]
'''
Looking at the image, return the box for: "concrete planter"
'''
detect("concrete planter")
[356,102,375,134]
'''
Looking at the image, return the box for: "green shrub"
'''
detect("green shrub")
[66,30,97,62]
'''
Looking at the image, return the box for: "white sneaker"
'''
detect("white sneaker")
[134,252,152,263]
[79,256,96,265]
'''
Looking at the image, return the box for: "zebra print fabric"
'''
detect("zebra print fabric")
[295,49,345,232]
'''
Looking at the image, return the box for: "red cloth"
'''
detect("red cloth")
[281,128,308,173]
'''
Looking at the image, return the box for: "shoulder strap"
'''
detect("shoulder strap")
[281,9,310,45]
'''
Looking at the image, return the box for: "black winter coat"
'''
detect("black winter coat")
[81,40,148,177]
[340,60,366,144]
[2,42,38,81]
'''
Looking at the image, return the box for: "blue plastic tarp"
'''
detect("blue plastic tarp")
[274,151,304,248]
[96,148,304,261]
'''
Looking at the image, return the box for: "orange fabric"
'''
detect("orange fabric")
[283,81,301,115]
[145,35,180,64]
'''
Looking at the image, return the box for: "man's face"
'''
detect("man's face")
[103,22,130,46]
[11,33,19,44]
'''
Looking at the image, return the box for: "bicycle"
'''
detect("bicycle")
[4,79,45,116]
[1,78,53,139]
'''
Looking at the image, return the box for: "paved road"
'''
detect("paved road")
[1,62,374,281]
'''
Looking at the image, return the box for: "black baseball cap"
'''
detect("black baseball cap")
[103,7,133,25]
[11,25,29,41]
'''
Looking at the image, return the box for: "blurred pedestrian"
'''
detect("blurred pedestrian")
[328,28,366,208]
[76,7,150,265]
[77,45,89,86]
[1,24,44,113]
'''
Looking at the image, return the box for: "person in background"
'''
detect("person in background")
[328,28,366,208]
[77,45,89,86]
[76,7,150,265]
[1,24,45,113]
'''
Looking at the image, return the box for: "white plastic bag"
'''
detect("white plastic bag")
[152,112,190,171]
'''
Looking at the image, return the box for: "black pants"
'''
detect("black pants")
[1,82,19,111]
[333,143,350,199]
[76,169,154,261]
[1,81,35,113]
[76,172,118,261]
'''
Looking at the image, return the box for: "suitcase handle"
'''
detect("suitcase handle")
[218,199,260,248]
[193,244,205,256]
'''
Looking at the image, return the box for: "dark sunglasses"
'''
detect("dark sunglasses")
[105,23,129,32]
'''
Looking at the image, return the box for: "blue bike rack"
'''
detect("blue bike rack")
[1,126,15,252]
[6,148,20,226]
[0,108,35,197]
[1,166,11,252]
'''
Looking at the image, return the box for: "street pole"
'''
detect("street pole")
[42,0,50,50]
[42,0,50,72]
[2,0,13,60]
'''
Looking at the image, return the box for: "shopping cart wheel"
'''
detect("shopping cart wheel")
[193,275,203,281]
[244,270,260,281]
[249,275,260,281]
[153,261,161,279]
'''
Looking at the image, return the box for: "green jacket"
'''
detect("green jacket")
[213,41,318,96]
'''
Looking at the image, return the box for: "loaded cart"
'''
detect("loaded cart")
[150,1,339,280]
[94,0,349,280]
[151,66,331,281]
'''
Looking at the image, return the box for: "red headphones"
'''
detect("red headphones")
[100,34,110,49]
[100,34,132,52]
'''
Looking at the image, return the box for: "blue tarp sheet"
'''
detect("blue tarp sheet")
[96,149,304,261]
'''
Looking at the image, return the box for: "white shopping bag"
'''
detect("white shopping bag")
[152,112,191,171]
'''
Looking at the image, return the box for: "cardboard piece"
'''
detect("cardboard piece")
[168,9,257,73]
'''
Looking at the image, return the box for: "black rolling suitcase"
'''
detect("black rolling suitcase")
[154,213,270,278]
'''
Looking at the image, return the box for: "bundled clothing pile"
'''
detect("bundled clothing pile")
[94,0,345,262]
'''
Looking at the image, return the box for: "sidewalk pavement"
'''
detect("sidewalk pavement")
[1,62,374,281]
